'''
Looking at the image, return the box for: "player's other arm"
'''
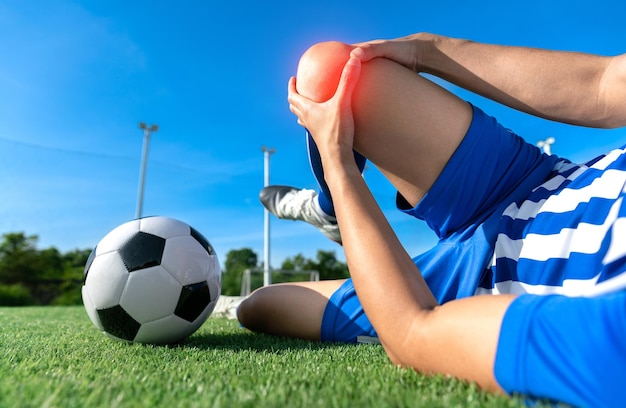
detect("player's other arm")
[354,33,626,129]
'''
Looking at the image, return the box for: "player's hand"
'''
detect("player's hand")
[287,56,362,164]
[351,33,429,73]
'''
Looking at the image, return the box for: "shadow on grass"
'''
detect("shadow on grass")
[181,330,351,353]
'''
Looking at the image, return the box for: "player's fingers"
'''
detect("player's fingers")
[287,76,297,95]
[287,76,299,105]
[350,40,385,62]
[287,77,303,114]
[287,76,310,111]
[289,103,304,120]
[333,56,361,104]
[287,77,309,127]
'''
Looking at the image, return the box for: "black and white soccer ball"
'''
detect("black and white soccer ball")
[82,216,221,344]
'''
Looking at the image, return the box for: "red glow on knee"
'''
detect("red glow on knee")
[296,41,354,102]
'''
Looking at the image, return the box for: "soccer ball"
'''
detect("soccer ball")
[82,216,221,344]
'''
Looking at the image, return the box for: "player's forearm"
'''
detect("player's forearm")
[419,33,626,128]
[311,156,508,390]
[324,160,512,391]
[323,158,437,347]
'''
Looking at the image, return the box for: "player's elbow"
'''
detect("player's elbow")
[596,53,626,128]
[381,342,404,366]
[379,311,435,369]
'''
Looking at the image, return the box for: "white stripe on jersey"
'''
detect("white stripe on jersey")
[502,168,626,221]
[604,217,626,265]
[531,165,586,196]
[479,146,626,298]
[476,270,626,297]
[591,146,626,170]
[496,197,622,262]
[475,273,600,296]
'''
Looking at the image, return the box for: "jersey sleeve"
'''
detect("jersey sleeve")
[494,292,626,407]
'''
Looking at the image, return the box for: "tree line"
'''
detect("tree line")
[0,232,349,306]
[220,247,350,296]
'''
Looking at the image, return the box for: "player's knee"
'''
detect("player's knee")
[296,41,355,102]
[236,286,272,332]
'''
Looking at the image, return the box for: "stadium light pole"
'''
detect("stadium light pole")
[136,123,158,219]
[261,146,275,286]
[537,136,556,155]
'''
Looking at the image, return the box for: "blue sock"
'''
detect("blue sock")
[306,130,367,217]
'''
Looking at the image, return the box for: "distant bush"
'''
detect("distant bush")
[0,232,90,306]
[50,285,83,306]
[0,284,33,306]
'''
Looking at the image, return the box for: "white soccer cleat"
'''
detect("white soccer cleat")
[259,186,342,244]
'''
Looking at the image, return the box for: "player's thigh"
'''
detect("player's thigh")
[237,279,347,341]
[352,57,473,207]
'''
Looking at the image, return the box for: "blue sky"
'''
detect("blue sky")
[1,0,625,269]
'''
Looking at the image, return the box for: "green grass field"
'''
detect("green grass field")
[0,306,525,408]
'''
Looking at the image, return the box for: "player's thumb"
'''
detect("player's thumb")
[334,56,361,103]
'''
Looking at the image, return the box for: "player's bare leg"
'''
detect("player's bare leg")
[350,58,471,206]
[237,279,346,341]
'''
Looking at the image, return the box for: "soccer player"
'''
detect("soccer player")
[237,33,626,406]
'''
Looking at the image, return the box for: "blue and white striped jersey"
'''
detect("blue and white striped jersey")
[477,146,626,297]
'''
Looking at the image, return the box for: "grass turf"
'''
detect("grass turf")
[0,306,525,407]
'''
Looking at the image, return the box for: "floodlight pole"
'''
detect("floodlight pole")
[537,137,555,155]
[261,146,275,286]
[136,123,158,219]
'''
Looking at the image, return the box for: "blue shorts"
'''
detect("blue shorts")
[320,103,556,343]
[320,279,377,343]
